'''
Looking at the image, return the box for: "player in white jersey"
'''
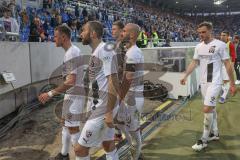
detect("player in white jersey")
[180,22,236,151]
[111,20,133,144]
[120,23,144,159]
[38,24,85,160]
[219,31,236,103]
[74,21,119,160]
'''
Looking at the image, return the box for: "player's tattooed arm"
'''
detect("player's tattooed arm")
[38,74,76,104]
[105,73,119,128]
[52,74,76,95]
[119,64,136,100]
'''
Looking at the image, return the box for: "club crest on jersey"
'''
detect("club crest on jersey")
[103,56,111,61]
[209,46,216,53]
[89,56,102,80]
[83,138,88,144]
[86,130,92,138]
[210,96,216,104]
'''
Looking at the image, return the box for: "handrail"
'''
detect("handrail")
[0,31,19,41]
[0,31,19,36]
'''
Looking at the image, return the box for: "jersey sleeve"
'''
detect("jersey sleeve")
[63,48,81,76]
[220,43,230,60]
[193,47,199,60]
[125,51,140,72]
[229,43,236,62]
[126,50,144,73]
[101,50,118,77]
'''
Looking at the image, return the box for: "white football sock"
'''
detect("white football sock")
[129,130,142,160]
[70,131,81,145]
[212,108,218,135]
[61,127,71,156]
[202,113,214,142]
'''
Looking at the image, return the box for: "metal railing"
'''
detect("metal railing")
[0,30,19,41]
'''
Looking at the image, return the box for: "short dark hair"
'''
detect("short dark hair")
[221,31,230,36]
[113,21,124,29]
[55,24,72,39]
[234,35,239,39]
[197,21,213,30]
[88,21,103,39]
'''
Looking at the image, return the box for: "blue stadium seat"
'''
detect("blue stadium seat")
[20,26,30,42]
[61,12,69,23]
[47,27,54,41]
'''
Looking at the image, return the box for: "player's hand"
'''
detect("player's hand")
[104,112,114,128]
[180,77,187,85]
[38,93,51,104]
[230,84,237,96]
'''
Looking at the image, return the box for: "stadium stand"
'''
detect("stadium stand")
[0,0,239,43]
[0,0,198,43]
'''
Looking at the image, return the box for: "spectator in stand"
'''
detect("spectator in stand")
[28,17,46,42]
[55,10,62,26]
[47,0,52,9]
[19,10,29,28]
[0,8,19,33]
[61,9,69,23]
[75,4,80,18]
[161,39,171,47]
[82,7,88,20]
[137,26,148,48]
[70,19,79,42]
[2,0,238,43]
[43,19,53,40]
[152,26,159,47]
[43,0,49,9]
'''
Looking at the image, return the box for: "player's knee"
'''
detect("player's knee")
[74,143,89,157]
[223,80,229,84]
[102,140,115,152]
[203,106,213,113]
[68,126,79,134]
[73,144,81,155]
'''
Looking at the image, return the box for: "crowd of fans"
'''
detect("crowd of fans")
[0,0,239,44]
[188,15,240,38]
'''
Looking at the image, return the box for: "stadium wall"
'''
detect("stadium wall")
[0,42,91,119]
[0,42,197,119]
